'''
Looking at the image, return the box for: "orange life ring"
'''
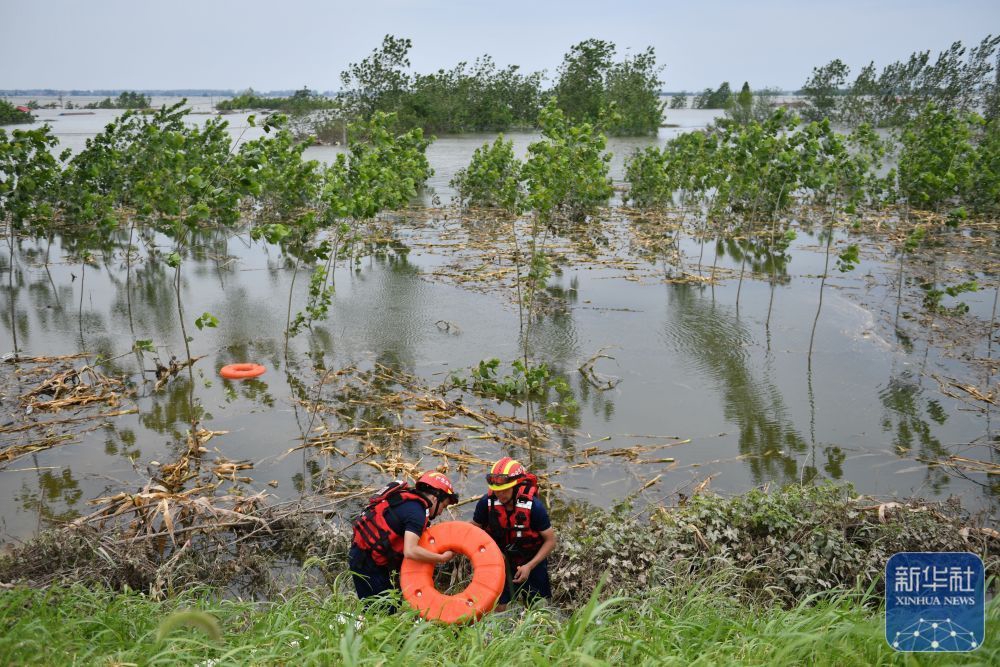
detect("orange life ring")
[219,363,266,380]
[400,521,505,624]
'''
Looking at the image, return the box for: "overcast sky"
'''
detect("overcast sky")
[2,0,998,91]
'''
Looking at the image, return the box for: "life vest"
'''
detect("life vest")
[352,481,430,568]
[485,475,543,565]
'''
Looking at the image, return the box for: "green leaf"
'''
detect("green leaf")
[194,312,219,330]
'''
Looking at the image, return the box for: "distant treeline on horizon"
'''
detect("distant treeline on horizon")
[0,89,305,97]
[0,88,793,98]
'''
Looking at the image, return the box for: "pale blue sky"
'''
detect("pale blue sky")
[1,0,998,91]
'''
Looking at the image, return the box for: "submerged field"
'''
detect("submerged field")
[1,90,999,662]
[1,104,998,545]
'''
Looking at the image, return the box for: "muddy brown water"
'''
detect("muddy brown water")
[1,101,997,542]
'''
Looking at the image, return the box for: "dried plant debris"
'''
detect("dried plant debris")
[0,357,138,468]
[152,355,207,391]
[20,364,131,412]
[283,362,692,500]
[1,483,995,608]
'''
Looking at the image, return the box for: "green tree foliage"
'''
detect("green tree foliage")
[968,117,1000,214]
[523,100,613,222]
[339,35,414,120]
[694,82,733,109]
[898,103,977,211]
[0,126,60,234]
[339,112,431,220]
[623,146,674,209]
[833,36,1000,127]
[339,36,543,133]
[450,134,523,213]
[553,39,615,125]
[404,57,543,133]
[669,93,688,109]
[283,112,432,336]
[724,81,758,125]
[0,100,35,125]
[625,110,890,216]
[603,47,665,135]
[801,59,849,121]
[625,130,719,209]
[60,102,242,237]
[235,115,324,223]
[338,36,662,135]
[711,109,803,219]
[339,38,531,133]
[553,40,664,136]
[216,87,339,112]
[85,91,151,109]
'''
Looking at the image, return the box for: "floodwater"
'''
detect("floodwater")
[1,100,997,542]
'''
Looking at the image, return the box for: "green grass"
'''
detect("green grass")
[1,579,996,666]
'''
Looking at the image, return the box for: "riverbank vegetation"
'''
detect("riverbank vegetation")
[0,483,996,664]
[3,578,997,665]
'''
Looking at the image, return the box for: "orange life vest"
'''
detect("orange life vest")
[352,481,430,568]
[485,475,543,566]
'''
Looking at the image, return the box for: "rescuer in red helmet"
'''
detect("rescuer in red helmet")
[349,471,458,607]
[472,457,556,610]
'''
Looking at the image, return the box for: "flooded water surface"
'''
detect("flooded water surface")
[1,103,997,541]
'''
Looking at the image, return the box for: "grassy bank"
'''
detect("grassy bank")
[2,484,996,663]
[2,579,996,665]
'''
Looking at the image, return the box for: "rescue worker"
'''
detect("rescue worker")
[349,471,459,607]
[472,457,556,610]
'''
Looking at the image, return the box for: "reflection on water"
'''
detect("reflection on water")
[662,284,805,483]
[879,371,951,493]
[1,106,998,541]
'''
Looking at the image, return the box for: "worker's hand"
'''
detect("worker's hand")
[513,563,533,584]
[438,550,455,564]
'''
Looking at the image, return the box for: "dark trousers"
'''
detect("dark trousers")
[349,546,399,612]
[499,557,551,605]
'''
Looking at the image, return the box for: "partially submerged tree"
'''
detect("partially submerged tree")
[694,82,733,109]
[801,59,849,121]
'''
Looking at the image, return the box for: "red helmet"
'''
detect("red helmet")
[417,471,459,504]
[487,457,526,491]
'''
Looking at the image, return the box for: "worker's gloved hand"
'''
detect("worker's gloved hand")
[437,549,455,564]
[512,563,533,584]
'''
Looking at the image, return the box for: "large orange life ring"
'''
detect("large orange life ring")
[400,521,505,624]
[219,363,266,380]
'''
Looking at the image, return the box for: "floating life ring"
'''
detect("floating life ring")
[219,363,266,380]
[400,521,505,624]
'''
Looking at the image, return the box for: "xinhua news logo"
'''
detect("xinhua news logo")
[886,552,985,652]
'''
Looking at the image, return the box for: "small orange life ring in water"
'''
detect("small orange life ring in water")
[219,363,266,380]
[400,521,505,624]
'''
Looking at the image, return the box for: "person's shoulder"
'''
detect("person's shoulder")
[398,497,428,515]
[529,494,551,519]
[528,490,548,509]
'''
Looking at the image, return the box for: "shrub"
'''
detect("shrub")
[450,135,523,213]
[898,103,977,211]
[623,146,673,209]
[0,100,34,124]
[523,100,613,222]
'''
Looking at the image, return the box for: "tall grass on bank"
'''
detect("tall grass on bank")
[1,579,996,666]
